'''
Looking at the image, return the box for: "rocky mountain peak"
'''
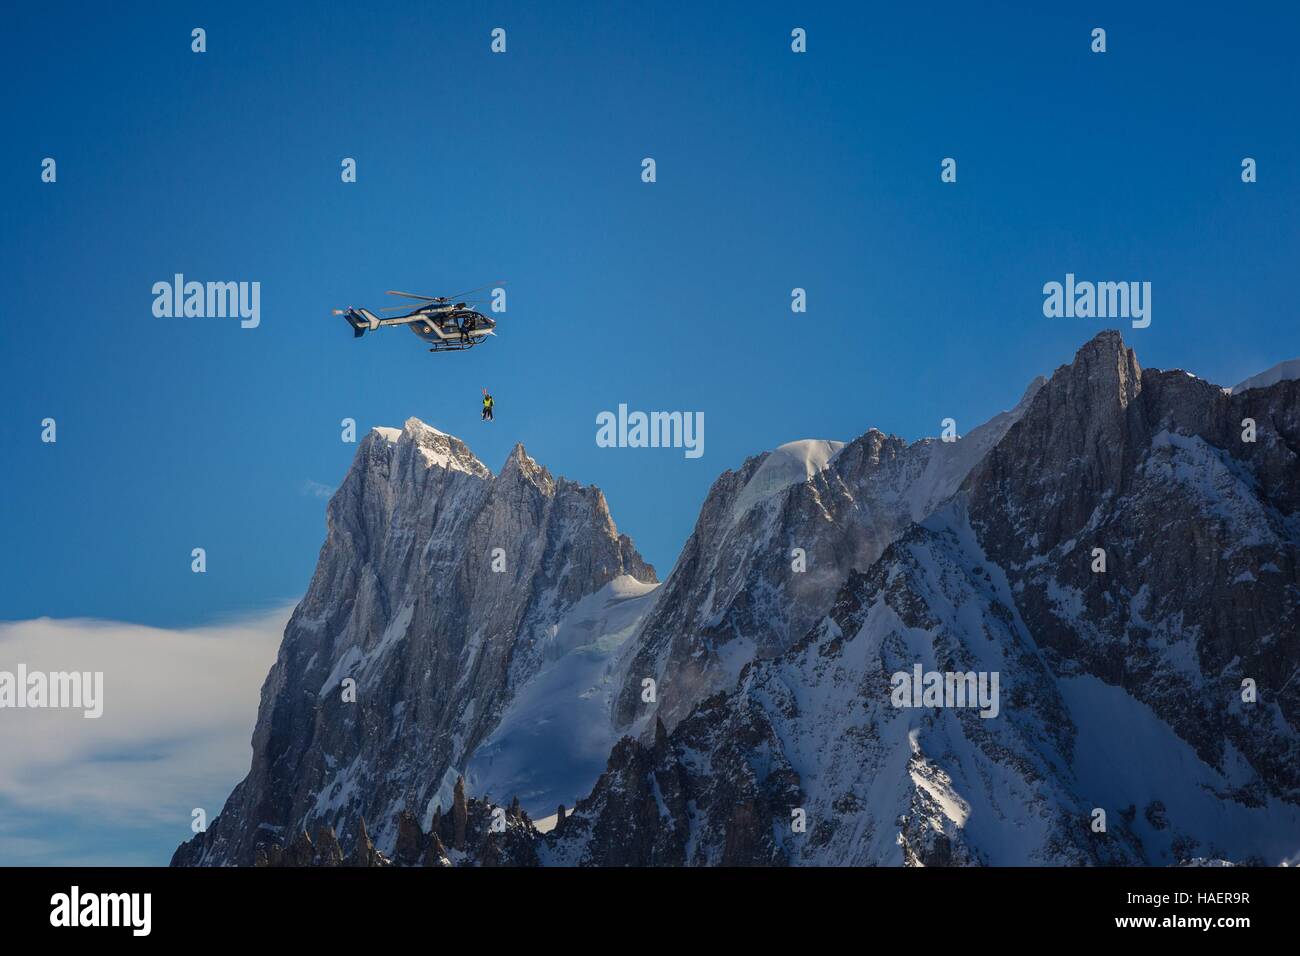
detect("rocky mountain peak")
[611,364,1045,735]
[171,418,655,867]
[1067,330,1142,406]
[393,417,493,478]
[176,335,1300,870]
[560,335,1300,867]
[498,441,553,490]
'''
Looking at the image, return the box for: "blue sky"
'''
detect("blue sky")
[3,0,1298,631]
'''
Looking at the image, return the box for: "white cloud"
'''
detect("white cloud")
[0,606,288,865]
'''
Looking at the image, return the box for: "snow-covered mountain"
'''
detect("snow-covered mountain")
[1231,357,1300,395]
[610,373,1045,736]
[548,332,1300,866]
[172,419,655,866]
[176,332,1300,867]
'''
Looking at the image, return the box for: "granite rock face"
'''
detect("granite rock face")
[612,377,1044,735]
[177,333,1300,867]
[172,420,654,866]
[555,333,1300,866]
[964,332,1300,808]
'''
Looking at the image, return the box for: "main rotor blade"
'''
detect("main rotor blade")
[442,280,506,301]
[385,290,441,301]
[383,300,489,311]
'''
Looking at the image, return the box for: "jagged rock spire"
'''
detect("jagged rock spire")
[170,417,655,867]
[348,816,384,867]
[452,776,468,851]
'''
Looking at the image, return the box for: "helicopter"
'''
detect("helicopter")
[333,281,504,352]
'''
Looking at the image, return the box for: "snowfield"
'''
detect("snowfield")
[730,439,845,523]
[1231,357,1300,394]
[465,576,660,816]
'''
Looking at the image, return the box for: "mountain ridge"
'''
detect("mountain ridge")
[175,332,1300,867]
[172,417,655,866]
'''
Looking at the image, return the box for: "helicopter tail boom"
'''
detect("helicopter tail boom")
[337,307,380,337]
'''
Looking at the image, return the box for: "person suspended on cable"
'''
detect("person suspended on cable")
[482,388,494,422]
